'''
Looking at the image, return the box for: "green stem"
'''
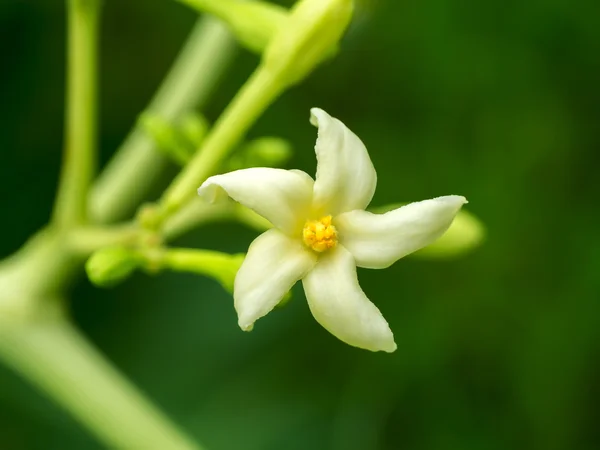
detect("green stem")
[159,65,282,221]
[0,230,77,320]
[53,0,100,227]
[163,201,270,242]
[163,200,236,241]
[147,247,243,293]
[90,16,237,224]
[68,224,140,256]
[0,318,201,450]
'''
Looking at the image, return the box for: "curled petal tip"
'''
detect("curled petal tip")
[197,179,219,204]
[309,107,328,127]
[437,194,467,204]
[384,341,398,353]
[367,335,397,353]
[433,195,468,211]
[238,320,255,332]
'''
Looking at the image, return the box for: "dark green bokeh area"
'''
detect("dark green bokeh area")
[1,0,600,449]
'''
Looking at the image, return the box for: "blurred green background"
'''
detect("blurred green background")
[1,0,600,449]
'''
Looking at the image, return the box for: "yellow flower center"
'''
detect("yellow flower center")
[302,215,338,253]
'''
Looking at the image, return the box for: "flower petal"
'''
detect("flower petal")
[336,195,468,269]
[198,168,313,234]
[235,229,317,331]
[310,108,377,215]
[302,245,396,352]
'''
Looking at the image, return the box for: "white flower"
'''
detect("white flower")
[198,108,466,352]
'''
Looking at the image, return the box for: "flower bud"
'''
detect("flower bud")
[263,0,354,86]
[415,209,485,258]
[138,113,192,165]
[179,0,287,54]
[86,247,141,288]
[180,113,209,147]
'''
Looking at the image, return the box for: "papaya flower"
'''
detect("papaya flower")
[198,108,466,352]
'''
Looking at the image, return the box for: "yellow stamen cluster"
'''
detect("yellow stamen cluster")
[302,215,338,253]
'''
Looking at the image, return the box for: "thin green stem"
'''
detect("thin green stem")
[53,0,100,227]
[163,200,270,242]
[159,65,282,222]
[90,16,237,224]
[160,247,235,270]
[68,224,141,256]
[0,318,201,450]
[163,199,236,241]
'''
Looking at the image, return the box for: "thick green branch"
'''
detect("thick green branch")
[53,0,100,227]
[0,318,201,450]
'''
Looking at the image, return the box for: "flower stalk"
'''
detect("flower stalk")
[148,248,245,293]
